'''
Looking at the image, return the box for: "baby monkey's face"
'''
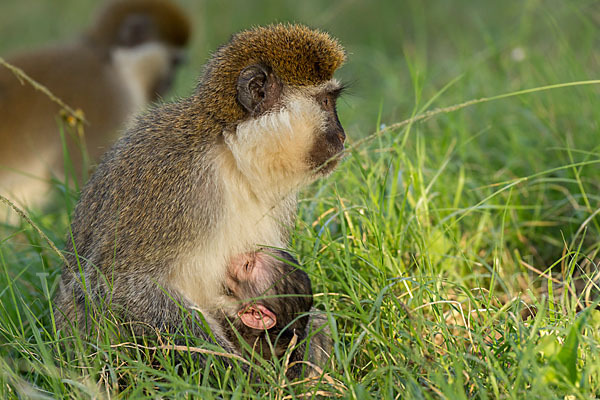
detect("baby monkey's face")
[225,249,313,332]
[226,251,275,300]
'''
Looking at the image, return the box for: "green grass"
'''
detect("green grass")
[1,0,600,398]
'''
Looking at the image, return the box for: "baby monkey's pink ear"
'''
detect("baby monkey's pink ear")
[238,303,277,330]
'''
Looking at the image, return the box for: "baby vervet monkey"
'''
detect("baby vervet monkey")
[220,249,332,378]
[54,24,346,363]
[0,0,190,208]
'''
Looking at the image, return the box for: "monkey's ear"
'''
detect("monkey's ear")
[238,303,277,330]
[237,64,275,114]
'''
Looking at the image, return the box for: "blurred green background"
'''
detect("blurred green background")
[1,1,600,397]
[2,0,596,139]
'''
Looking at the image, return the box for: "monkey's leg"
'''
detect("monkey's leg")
[56,273,242,367]
[113,276,240,353]
[286,311,333,379]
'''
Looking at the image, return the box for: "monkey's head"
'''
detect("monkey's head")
[199,24,347,180]
[225,249,313,353]
[87,0,191,99]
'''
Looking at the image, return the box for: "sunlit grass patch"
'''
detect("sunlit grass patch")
[1,0,600,398]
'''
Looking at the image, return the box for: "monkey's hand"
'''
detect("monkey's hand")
[285,310,333,379]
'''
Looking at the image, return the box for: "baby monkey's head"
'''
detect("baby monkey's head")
[225,249,313,357]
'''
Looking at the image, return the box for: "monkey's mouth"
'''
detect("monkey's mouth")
[310,147,344,176]
[313,125,346,175]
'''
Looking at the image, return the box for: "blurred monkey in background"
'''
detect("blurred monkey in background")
[0,0,190,210]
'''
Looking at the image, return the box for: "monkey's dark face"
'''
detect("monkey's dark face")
[108,8,189,101]
[151,47,186,98]
[308,84,346,175]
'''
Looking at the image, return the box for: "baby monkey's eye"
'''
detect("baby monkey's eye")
[321,97,330,108]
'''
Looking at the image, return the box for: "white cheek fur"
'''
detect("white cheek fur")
[112,43,172,111]
[226,94,325,194]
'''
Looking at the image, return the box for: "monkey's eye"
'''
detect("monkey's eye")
[321,96,331,109]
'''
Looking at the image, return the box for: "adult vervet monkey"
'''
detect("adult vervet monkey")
[54,24,346,366]
[0,0,190,208]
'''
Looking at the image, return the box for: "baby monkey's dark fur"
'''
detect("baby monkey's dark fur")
[221,249,332,378]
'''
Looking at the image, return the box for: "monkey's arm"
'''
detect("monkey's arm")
[115,277,230,342]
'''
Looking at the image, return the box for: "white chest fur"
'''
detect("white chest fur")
[171,151,297,309]
[170,94,323,309]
